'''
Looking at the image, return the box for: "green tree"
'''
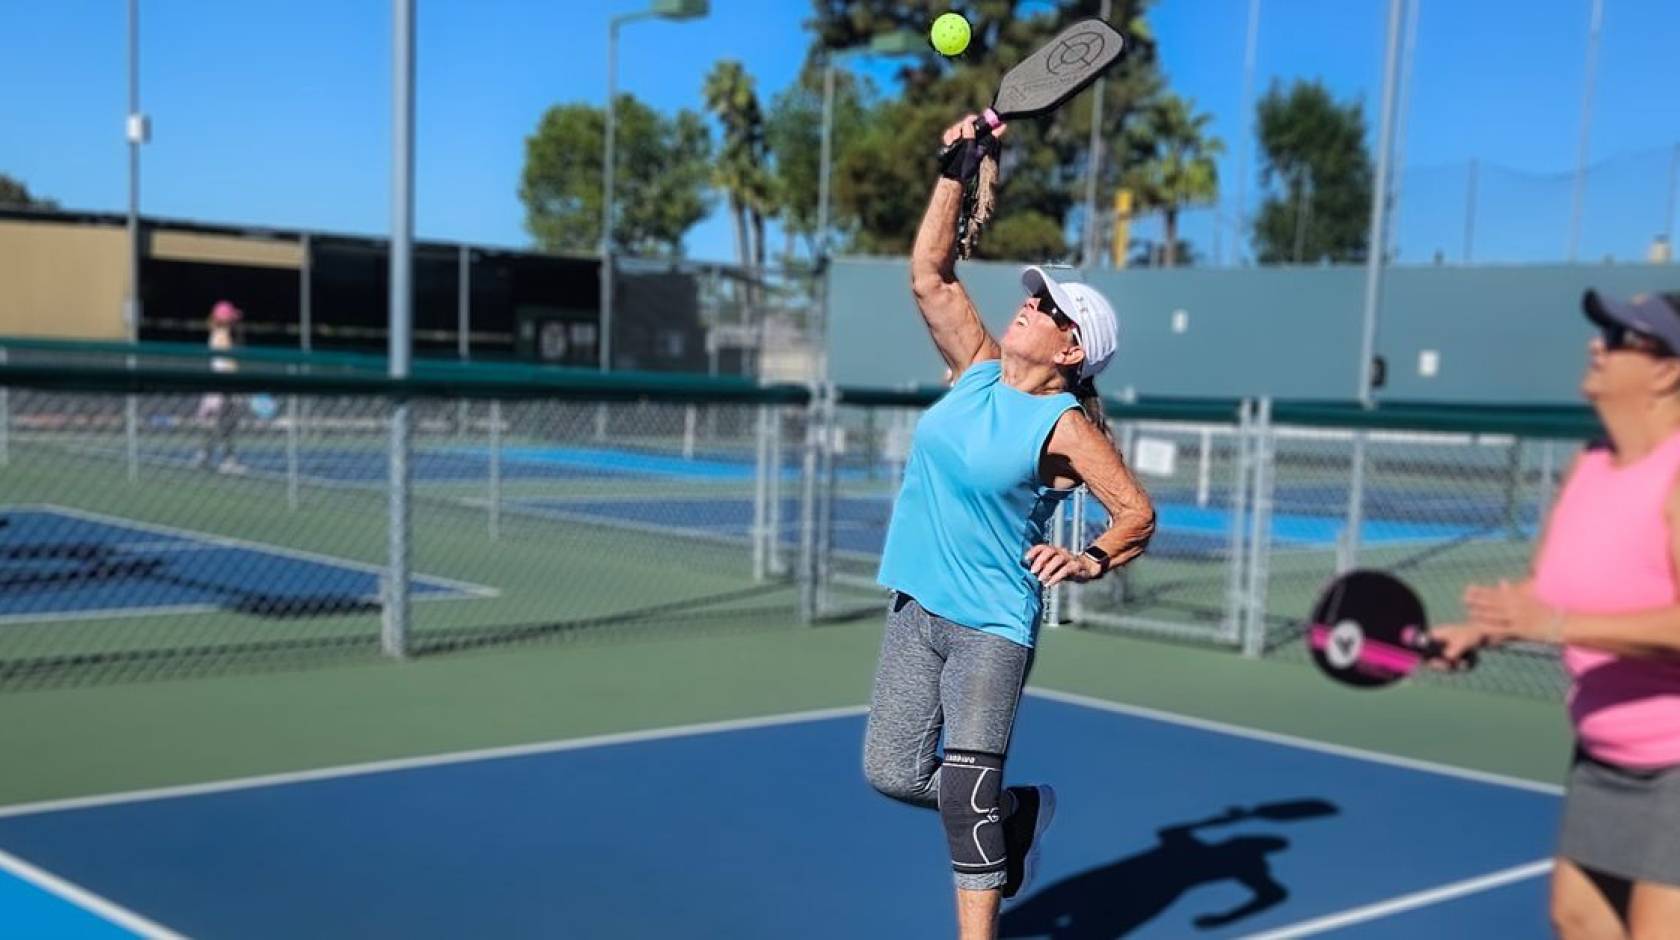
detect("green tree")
[1251,79,1373,264]
[0,174,57,210]
[519,97,712,256]
[808,0,1163,260]
[1120,93,1222,267]
[703,60,775,274]
[764,67,870,262]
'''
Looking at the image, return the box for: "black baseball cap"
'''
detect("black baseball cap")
[1583,289,1680,351]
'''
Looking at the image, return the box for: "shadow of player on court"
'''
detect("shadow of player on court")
[999,798,1340,939]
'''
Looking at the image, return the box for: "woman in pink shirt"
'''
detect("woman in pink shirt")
[1435,289,1680,939]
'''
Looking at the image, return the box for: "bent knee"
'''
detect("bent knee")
[863,760,935,806]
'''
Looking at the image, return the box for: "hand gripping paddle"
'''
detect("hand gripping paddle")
[939,18,1128,258]
[1305,570,1476,689]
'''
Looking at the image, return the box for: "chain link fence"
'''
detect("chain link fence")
[0,343,1602,698]
[806,391,1599,700]
[0,352,813,688]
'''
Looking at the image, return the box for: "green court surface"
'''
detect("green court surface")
[0,609,1571,810]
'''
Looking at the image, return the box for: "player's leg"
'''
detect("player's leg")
[863,592,945,809]
[1627,880,1680,940]
[1550,859,1628,940]
[935,618,1036,940]
[215,400,243,472]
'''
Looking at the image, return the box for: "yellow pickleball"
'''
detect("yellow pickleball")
[931,13,971,57]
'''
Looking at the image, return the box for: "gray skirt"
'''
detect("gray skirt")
[1558,748,1680,887]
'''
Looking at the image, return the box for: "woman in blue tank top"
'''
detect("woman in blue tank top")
[862,115,1157,939]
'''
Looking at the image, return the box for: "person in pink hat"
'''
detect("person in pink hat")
[195,300,246,473]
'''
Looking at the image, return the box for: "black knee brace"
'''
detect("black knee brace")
[938,749,1006,875]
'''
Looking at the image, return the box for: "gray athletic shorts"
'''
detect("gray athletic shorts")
[1558,747,1680,887]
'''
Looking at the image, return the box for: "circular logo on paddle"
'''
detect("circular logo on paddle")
[1046,31,1108,75]
[1326,620,1364,669]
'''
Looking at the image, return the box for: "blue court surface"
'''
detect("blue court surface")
[509,494,1522,561]
[0,507,489,623]
[0,692,1561,938]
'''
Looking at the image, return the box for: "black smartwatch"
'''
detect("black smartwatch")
[1080,544,1110,568]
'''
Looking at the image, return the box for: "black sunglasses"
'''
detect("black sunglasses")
[1601,323,1674,357]
[1032,290,1078,334]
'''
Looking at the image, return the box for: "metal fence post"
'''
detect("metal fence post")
[815,386,840,617]
[798,387,822,623]
[1534,440,1559,547]
[1045,500,1066,628]
[1241,398,1274,657]
[1197,427,1213,507]
[125,384,139,483]
[488,400,502,541]
[285,366,300,511]
[1501,438,1525,538]
[753,403,770,581]
[1068,487,1087,624]
[1338,431,1369,573]
[768,405,785,576]
[1223,400,1254,646]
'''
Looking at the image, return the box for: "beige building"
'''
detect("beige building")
[0,209,758,378]
[0,209,303,341]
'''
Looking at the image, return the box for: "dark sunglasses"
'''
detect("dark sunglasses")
[1032,290,1078,334]
[1601,323,1674,357]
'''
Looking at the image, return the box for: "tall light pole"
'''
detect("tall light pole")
[600,0,709,374]
[124,0,148,484]
[1233,0,1261,266]
[1080,0,1113,270]
[817,32,920,259]
[814,31,918,382]
[1567,0,1604,262]
[1358,0,1406,408]
[125,0,146,342]
[1341,0,1407,576]
[385,0,416,658]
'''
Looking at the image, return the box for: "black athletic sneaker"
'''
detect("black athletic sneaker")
[1001,784,1057,900]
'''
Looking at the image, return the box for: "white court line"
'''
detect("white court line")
[0,604,219,627]
[0,686,1563,820]
[0,846,185,939]
[0,504,497,627]
[1235,859,1553,939]
[0,705,870,819]
[107,541,221,554]
[1027,688,1564,795]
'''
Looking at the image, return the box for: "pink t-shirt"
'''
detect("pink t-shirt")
[1532,430,1680,768]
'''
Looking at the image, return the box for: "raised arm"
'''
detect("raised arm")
[908,117,1002,375]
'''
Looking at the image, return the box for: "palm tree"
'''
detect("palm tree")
[702,61,775,275]
[1121,94,1223,267]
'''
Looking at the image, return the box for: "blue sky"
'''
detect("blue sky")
[2,1,1676,265]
